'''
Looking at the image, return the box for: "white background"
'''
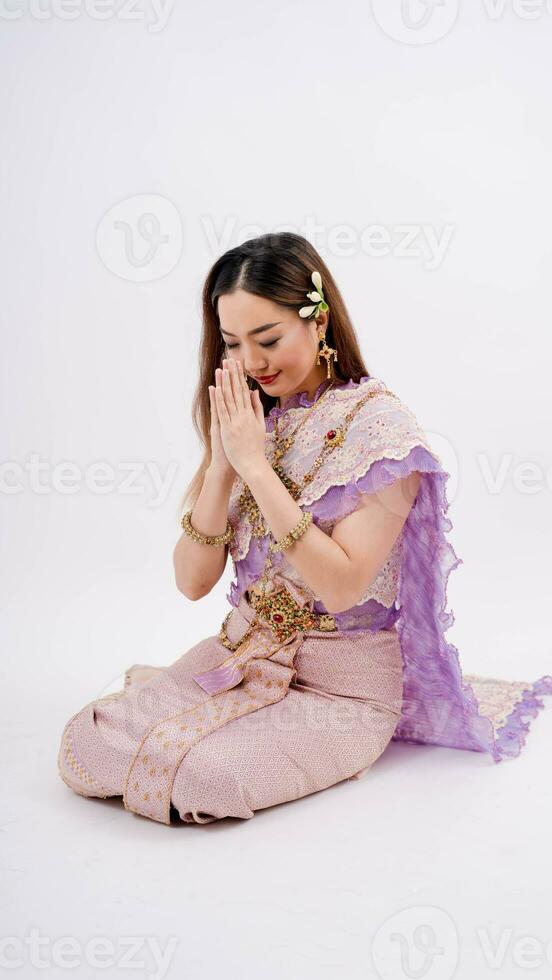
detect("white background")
[2,2,551,979]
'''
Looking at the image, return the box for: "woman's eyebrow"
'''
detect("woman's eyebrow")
[220,322,282,338]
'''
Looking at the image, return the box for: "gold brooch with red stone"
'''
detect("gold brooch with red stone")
[324,426,344,449]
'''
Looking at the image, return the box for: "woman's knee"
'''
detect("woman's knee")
[58,707,113,799]
[58,695,134,800]
[171,735,255,822]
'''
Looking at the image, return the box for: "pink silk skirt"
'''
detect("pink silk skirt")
[58,592,404,825]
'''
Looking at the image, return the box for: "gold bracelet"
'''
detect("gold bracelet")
[269,510,313,553]
[180,509,234,546]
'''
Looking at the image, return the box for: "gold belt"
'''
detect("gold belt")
[218,585,337,652]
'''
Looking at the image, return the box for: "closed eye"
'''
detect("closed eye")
[226,339,279,349]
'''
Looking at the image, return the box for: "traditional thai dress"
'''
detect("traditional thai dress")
[57,375,552,825]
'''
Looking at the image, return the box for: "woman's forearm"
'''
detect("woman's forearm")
[241,459,352,613]
[173,466,236,599]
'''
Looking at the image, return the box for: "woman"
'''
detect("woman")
[58,232,552,825]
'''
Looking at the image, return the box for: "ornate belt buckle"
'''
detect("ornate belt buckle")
[248,585,317,643]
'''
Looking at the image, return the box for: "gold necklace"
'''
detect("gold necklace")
[236,380,337,540]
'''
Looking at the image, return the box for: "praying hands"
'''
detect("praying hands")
[209,358,268,480]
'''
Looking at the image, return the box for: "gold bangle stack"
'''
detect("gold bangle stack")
[181,505,313,554]
[268,510,312,553]
[180,509,234,546]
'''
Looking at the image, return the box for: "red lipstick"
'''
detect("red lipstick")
[255,372,280,384]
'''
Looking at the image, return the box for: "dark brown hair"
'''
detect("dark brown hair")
[177,231,371,521]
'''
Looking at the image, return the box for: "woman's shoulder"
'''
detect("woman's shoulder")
[282,374,426,448]
[283,375,434,507]
[329,374,415,415]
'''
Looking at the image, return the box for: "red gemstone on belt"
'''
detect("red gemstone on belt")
[272,613,284,623]
[326,429,336,439]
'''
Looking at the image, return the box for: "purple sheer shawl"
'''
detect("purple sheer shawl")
[226,376,552,763]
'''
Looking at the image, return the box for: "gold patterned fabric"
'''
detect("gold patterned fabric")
[58,592,404,824]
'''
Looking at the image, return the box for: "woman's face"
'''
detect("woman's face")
[217,288,329,400]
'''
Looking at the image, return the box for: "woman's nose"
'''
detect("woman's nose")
[245,365,268,377]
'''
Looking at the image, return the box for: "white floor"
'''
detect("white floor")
[3,580,552,980]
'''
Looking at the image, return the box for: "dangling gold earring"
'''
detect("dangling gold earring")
[316,330,338,380]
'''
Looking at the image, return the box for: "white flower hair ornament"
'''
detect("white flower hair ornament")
[298,270,329,319]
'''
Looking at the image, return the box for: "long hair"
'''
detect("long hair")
[176,231,371,522]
